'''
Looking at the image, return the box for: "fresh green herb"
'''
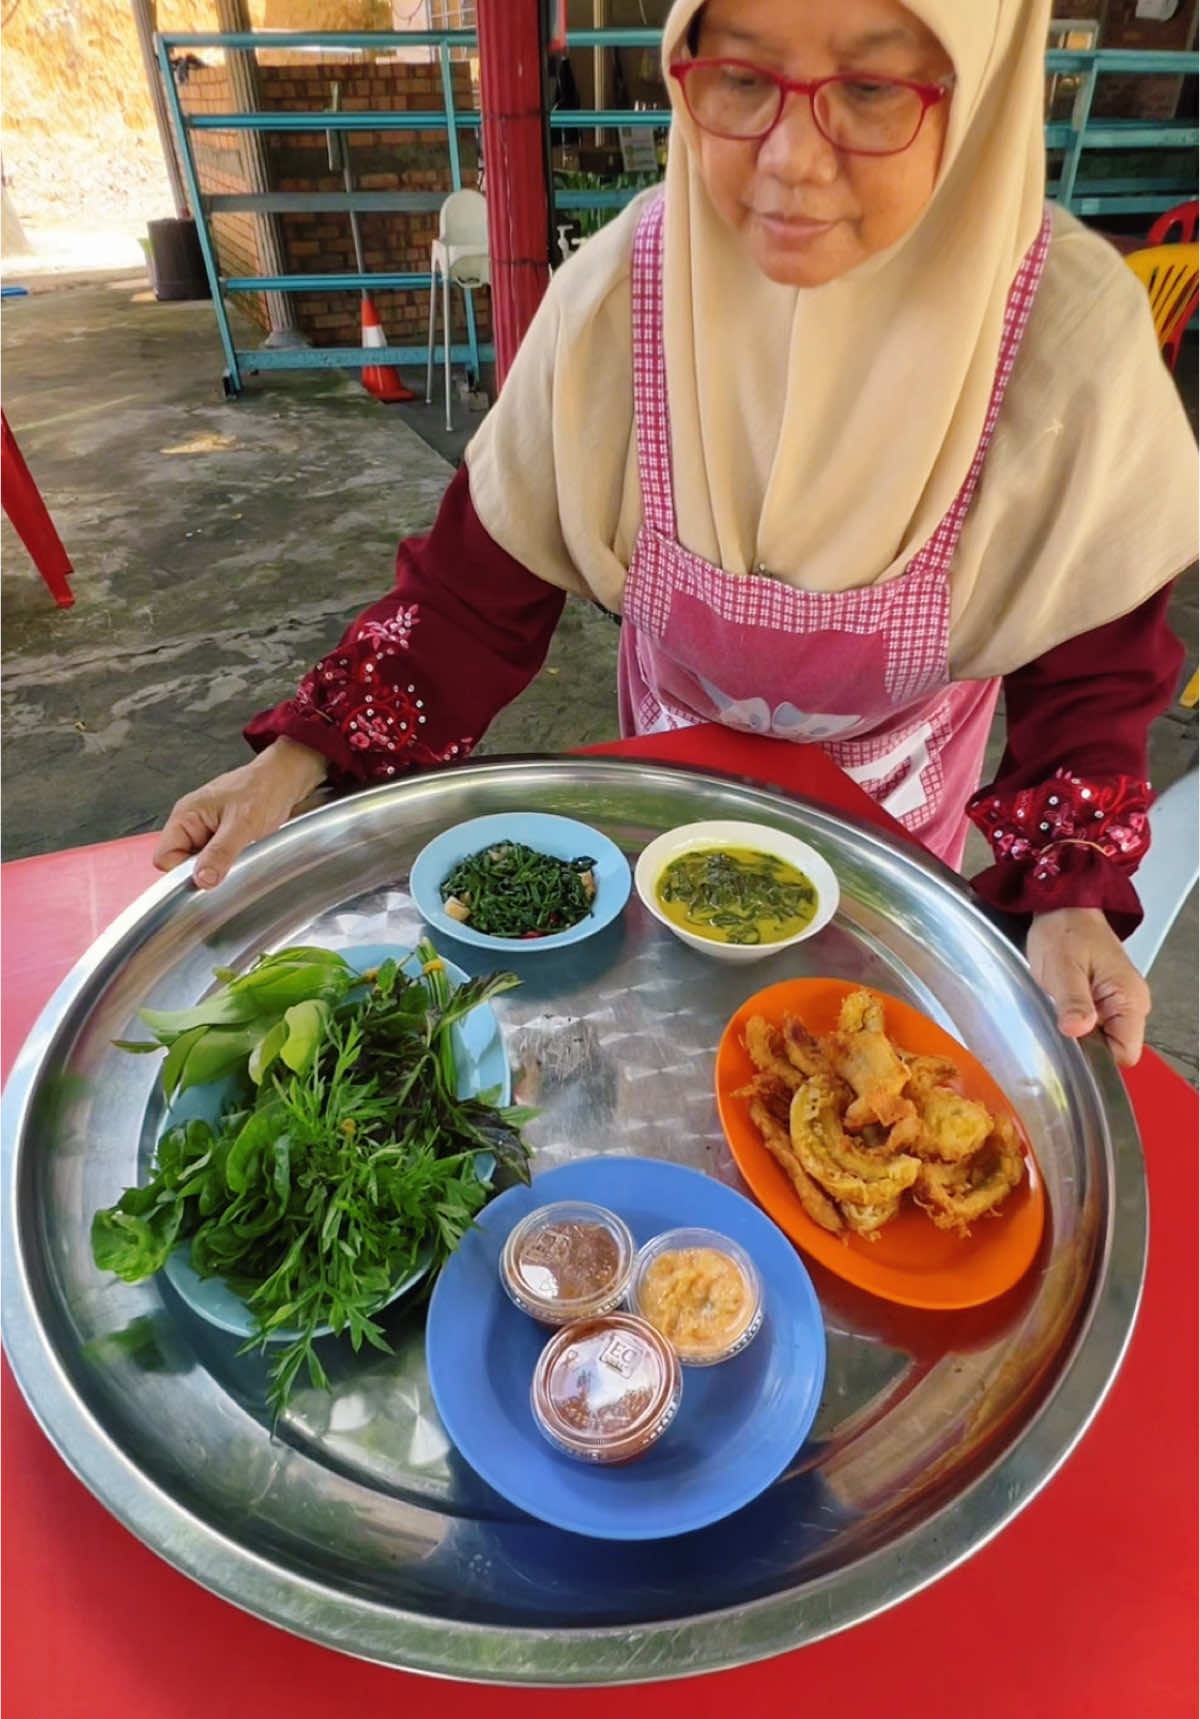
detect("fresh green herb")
[93,941,533,1417]
[115,945,361,1099]
[439,841,597,938]
[656,847,817,946]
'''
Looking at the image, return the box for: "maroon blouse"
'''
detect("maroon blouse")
[246,466,1184,937]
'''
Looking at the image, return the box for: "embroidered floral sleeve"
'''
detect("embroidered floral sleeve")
[244,466,566,786]
[967,585,1184,939]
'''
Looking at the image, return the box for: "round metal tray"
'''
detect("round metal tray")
[1,757,1146,1686]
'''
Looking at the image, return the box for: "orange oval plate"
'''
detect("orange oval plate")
[714,978,1046,1311]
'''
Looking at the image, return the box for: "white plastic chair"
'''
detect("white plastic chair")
[425,189,489,432]
[1125,768,1199,975]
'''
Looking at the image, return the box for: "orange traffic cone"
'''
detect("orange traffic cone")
[359,294,414,402]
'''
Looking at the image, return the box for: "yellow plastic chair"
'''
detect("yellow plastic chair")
[1124,243,1199,373]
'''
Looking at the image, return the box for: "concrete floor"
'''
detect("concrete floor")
[2,280,1196,1079]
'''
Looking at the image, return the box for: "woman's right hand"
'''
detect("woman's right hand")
[152,738,329,890]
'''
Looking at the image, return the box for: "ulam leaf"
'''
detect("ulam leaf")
[243,946,353,971]
[229,962,352,1014]
[91,1201,184,1281]
[138,991,264,1036]
[248,1019,289,1086]
[433,970,522,1032]
[278,998,332,1075]
[160,1024,209,1100]
[372,957,399,998]
[271,1134,292,1205]
[176,1024,266,1094]
[224,1103,285,1194]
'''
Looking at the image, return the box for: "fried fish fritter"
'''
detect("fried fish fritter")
[826,990,917,1130]
[736,990,1026,1244]
[788,1079,920,1210]
[744,1016,806,1089]
[780,1015,833,1080]
[913,1116,1025,1236]
[747,1096,844,1235]
[842,1196,902,1238]
[912,1085,993,1164]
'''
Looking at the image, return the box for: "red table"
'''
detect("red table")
[3,728,1196,1719]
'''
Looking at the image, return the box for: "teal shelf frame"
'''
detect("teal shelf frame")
[156,27,490,396]
[155,29,1197,396]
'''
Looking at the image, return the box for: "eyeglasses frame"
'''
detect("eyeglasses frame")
[669,58,954,157]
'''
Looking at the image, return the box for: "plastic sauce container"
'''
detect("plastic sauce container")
[531,1312,683,1464]
[500,1201,636,1325]
[630,1228,764,1366]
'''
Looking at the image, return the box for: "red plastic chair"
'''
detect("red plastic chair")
[1,409,74,608]
[1148,199,1199,247]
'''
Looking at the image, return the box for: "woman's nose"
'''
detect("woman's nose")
[757,92,840,185]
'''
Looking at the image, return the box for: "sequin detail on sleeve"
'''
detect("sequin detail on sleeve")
[289,604,473,779]
[967,769,1151,882]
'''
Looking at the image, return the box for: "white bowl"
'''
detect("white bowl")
[633,819,839,965]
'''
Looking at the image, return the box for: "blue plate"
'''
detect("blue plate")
[161,944,509,1340]
[409,812,632,954]
[425,1157,827,1540]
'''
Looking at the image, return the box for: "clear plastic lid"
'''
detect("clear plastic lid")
[531,1312,683,1465]
[629,1227,764,1366]
[500,1201,636,1325]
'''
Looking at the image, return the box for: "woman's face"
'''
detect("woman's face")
[688,0,954,287]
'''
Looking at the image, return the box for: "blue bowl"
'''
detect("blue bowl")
[409,812,632,954]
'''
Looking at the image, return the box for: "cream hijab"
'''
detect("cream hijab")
[466,0,1197,680]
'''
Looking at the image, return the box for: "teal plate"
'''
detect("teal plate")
[159,944,509,1341]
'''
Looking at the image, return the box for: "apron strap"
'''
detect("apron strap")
[632,196,1053,566]
[631,193,678,539]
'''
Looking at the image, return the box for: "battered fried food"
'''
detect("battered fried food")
[736,990,1027,1243]
[842,1196,902,1238]
[747,1097,844,1235]
[904,1053,960,1099]
[913,1115,1025,1236]
[780,1015,833,1080]
[744,1016,805,1089]
[826,990,917,1130]
[788,1078,920,1199]
[733,1071,795,1123]
[913,1085,993,1163]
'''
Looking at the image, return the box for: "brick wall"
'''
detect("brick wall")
[1094,0,1197,123]
[179,54,490,349]
[179,62,268,329]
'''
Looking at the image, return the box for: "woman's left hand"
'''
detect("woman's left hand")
[1026,907,1150,1067]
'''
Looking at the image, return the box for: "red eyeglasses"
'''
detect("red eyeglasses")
[670,59,953,157]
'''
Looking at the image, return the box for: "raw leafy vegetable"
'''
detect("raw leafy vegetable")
[115,946,361,1099]
[93,943,532,1417]
[439,841,597,938]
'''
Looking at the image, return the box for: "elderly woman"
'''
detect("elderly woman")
[156,0,1196,1065]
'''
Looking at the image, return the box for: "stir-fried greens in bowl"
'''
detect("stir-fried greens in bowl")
[409,811,633,952]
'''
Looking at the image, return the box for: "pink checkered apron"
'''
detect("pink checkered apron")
[617,195,1052,867]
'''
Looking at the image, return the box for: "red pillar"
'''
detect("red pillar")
[476,0,551,388]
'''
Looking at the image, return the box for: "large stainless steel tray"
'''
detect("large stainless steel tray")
[2,757,1145,1686]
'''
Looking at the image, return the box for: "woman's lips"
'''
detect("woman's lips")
[753,211,840,242]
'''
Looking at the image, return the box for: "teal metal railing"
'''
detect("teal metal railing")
[157,28,488,396]
[1044,48,1197,216]
[157,29,1196,397]
[548,42,1198,224]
